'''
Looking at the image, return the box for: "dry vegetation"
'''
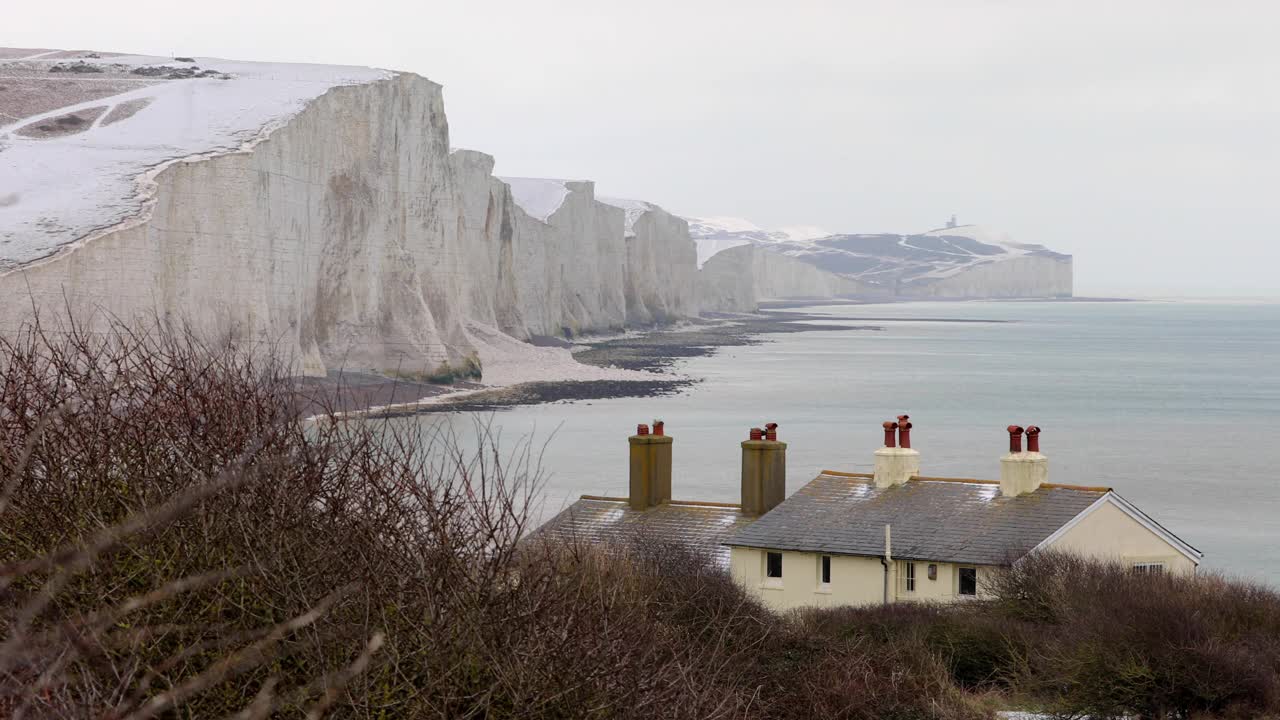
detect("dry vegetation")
[1,317,1277,719]
[0,319,982,719]
[797,544,1280,720]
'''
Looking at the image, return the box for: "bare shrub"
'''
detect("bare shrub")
[0,317,989,719]
[0,317,605,717]
[800,554,1280,719]
[798,603,1032,693]
[987,552,1280,719]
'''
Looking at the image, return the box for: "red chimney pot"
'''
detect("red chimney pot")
[882,421,897,448]
[637,423,650,436]
[1025,425,1041,453]
[764,422,778,441]
[897,414,913,449]
[1006,425,1024,453]
[653,420,665,436]
[749,427,764,441]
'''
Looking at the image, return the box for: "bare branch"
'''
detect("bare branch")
[120,583,356,720]
[302,632,385,719]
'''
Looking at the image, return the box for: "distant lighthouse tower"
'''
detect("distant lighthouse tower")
[946,214,958,229]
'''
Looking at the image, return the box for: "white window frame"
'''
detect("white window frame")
[957,566,978,596]
[817,555,832,592]
[905,561,916,593]
[1132,561,1166,575]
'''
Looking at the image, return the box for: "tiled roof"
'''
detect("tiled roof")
[535,496,755,568]
[725,472,1108,566]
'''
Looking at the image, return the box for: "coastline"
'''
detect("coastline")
[300,295,1130,419]
[298,309,881,418]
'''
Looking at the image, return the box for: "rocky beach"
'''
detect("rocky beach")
[302,309,883,416]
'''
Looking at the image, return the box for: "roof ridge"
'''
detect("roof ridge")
[819,470,874,478]
[668,499,743,509]
[910,475,999,485]
[1041,482,1111,492]
[906,476,1110,492]
[577,495,744,510]
[819,473,1111,493]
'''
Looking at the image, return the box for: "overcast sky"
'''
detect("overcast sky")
[10,1,1279,296]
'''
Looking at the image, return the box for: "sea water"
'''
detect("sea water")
[433,300,1280,584]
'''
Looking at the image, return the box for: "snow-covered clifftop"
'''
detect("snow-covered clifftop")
[1,55,476,378]
[689,218,1073,299]
[0,53,392,270]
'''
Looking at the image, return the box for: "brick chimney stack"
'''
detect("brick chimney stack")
[874,414,920,488]
[1000,424,1047,497]
[629,422,673,510]
[741,422,786,516]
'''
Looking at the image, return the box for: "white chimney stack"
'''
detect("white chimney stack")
[1000,425,1047,497]
[874,415,919,488]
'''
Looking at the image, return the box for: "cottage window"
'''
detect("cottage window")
[905,562,916,592]
[766,551,783,579]
[958,567,977,596]
[820,555,831,585]
[1133,562,1165,575]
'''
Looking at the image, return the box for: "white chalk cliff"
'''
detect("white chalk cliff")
[698,244,869,312]
[1,55,477,378]
[598,196,699,326]
[689,218,1073,299]
[0,49,832,383]
[0,49,1058,387]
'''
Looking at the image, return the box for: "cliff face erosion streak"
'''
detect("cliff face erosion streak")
[1,49,1073,387]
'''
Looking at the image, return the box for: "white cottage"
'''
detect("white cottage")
[538,418,1202,611]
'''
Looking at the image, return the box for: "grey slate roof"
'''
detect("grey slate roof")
[536,497,755,568]
[725,472,1108,566]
